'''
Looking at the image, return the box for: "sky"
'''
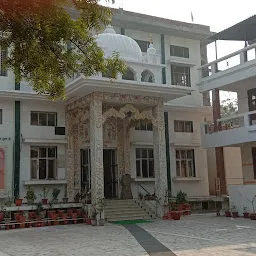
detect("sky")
[100,0,256,101]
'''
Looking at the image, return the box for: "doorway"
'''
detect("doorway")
[104,149,118,199]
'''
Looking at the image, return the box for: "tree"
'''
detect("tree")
[221,98,238,118]
[0,0,126,99]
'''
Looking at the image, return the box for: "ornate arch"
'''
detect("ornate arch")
[102,108,125,124]
[141,69,155,83]
[122,67,137,81]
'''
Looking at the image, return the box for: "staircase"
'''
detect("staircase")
[105,199,155,222]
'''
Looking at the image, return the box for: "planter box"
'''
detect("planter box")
[225,211,231,217]
[243,212,250,218]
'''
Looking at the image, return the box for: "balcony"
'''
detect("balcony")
[198,42,256,93]
[201,110,256,148]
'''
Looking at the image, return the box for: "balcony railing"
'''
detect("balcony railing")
[203,110,256,135]
[198,42,256,79]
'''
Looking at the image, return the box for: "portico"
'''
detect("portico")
[66,91,168,206]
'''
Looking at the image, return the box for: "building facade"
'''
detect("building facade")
[198,15,256,214]
[0,9,214,208]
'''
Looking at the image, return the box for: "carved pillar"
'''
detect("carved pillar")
[123,119,131,173]
[66,112,75,201]
[153,99,168,215]
[90,93,104,204]
[117,119,125,174]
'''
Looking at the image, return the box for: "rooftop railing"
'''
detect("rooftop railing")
[198,42,256,79]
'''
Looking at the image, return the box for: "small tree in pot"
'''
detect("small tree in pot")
[52,188,60,204]
[243,206,250,218]
[39,187,50,205]
[25,186,36,205]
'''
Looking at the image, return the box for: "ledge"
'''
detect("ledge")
[172,177,202,182]
[2,203,83,212]
[23,138,67,144]
[24,180,67,186]
[134,178,155,182]
[166,57,197,67]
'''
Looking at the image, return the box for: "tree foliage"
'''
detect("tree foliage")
[0,0,126,99]
[221,98,238,118]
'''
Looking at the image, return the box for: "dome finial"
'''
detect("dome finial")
[103,25,116,34]
[147,34,156,55]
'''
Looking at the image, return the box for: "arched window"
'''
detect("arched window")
[141,70,155,83]
[0,148,5,190]
[122,67,136,81]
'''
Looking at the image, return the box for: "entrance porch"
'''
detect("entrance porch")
[66,92,168,208]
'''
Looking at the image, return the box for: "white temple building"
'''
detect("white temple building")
[0,9,227,214]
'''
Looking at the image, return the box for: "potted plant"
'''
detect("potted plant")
[5,191,14,207]
[231,205,238,218]
[15,196,23,206]
[216,208,221,216]
[176,190,187,212]
[169,203,181,220]
[225,209,231,217]
[243,206,250,218]
[91,205,97,226]
[39,187,50,205]
[4,210,11,224]
[97,198,105,226]
[52,188,60,204]
[0,205,5,222]
[25,186,36,205]
[63,186,68,203]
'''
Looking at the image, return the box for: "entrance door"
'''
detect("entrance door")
[81,149,91,194]
[103,149,118,199]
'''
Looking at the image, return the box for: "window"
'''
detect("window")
[174,120,193,133]
[170,45,189,58]
[31,112,57,126]
[136,148,154,178]
[0,109,2,124]
[176,149,195,177]
[0,48,7,76]
[135,39,150,53]
[141,70,154,83]
[135,121,153,131]
[30,147,57,180]
[122,67,135,81]
[171,65,191,87]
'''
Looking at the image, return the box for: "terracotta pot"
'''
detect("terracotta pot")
[170,211,181,220]
[28,212,36,220]
[42,199,48,205]
[67,209,74,216]
[250,213,256,220]
[47,211,56,218]
[225,211,231,217]
[232,211,239,218]
[15,198,23,206]
[183,203,191,210]
[14,213,23,222]
[243,212,250,218]
[162,215,168,220]
[0,212,4,222]
[177,204,184,211]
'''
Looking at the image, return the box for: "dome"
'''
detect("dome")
[96,26,142,61]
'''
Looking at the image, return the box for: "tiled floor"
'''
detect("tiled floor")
[0,215,256,256]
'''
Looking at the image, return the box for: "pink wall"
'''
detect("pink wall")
[0,148,5,190]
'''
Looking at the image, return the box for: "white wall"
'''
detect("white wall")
[20,100,66,140]
[168,110,210,197]
[0,99,14,200]
[19,99,67,200]
[229,184,256,215]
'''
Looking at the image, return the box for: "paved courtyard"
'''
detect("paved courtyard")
[0,214,256,256]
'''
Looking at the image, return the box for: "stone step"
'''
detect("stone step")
[105,209,146,215]
[105,204,141,210]
[107,215,149,222]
